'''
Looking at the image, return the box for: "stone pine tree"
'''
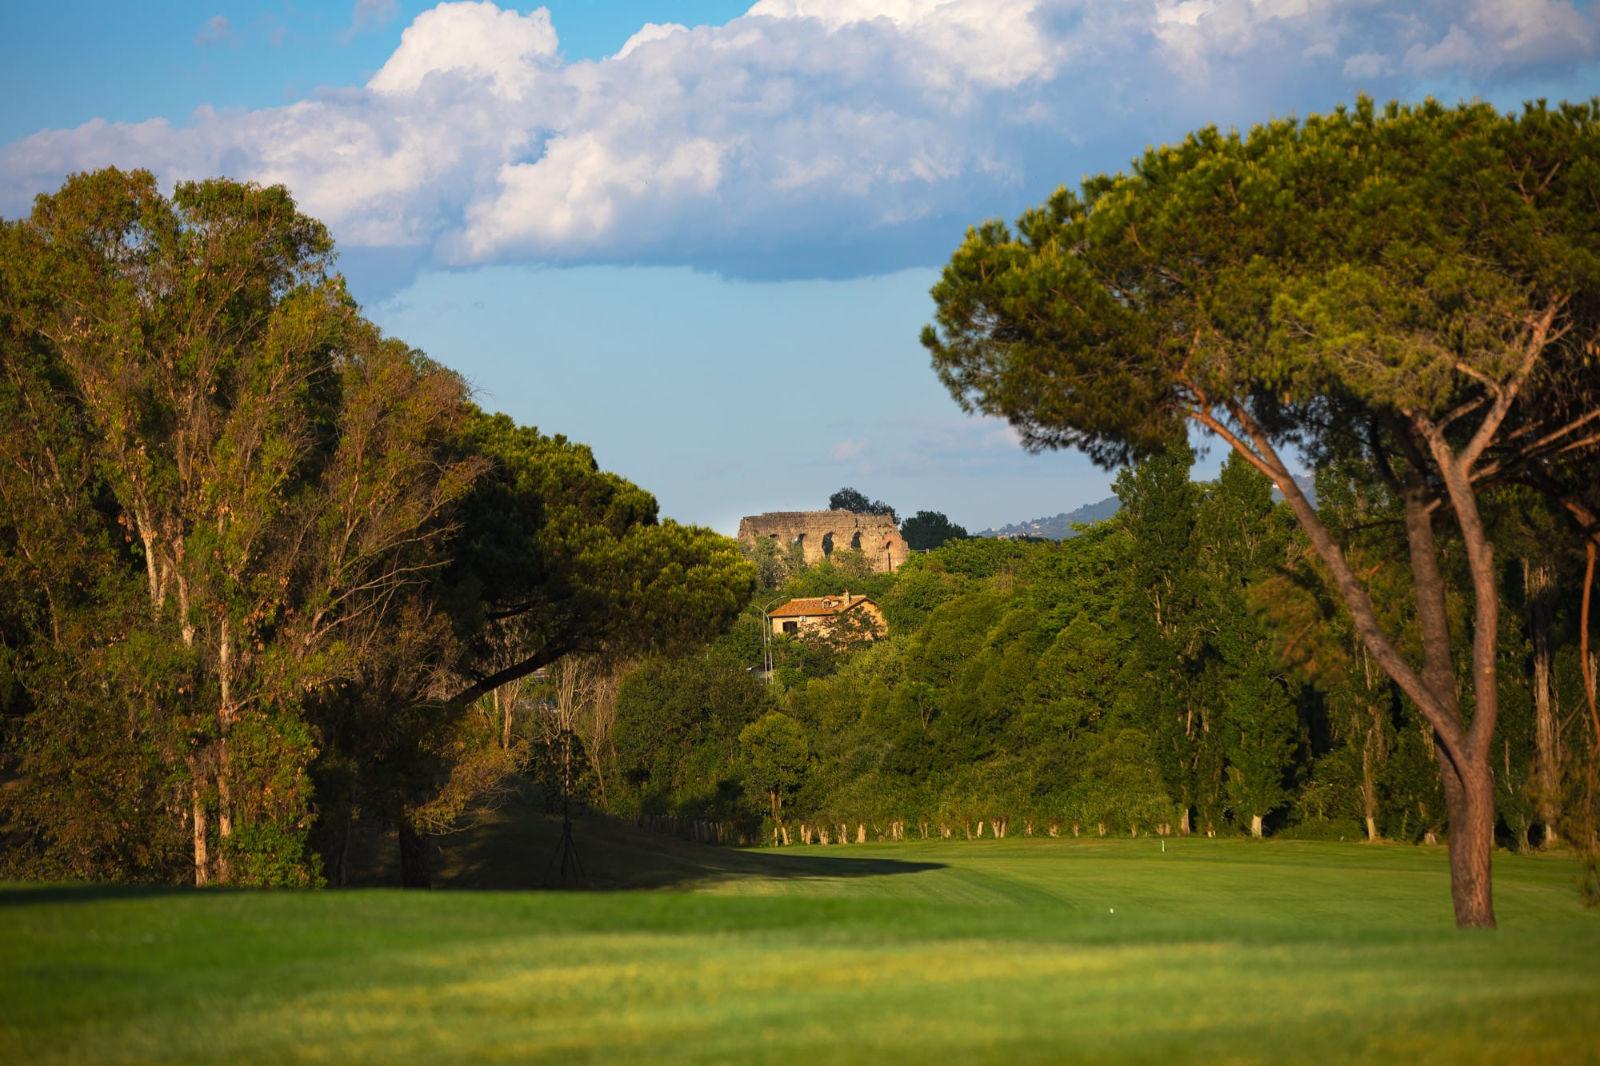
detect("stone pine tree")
[900,510,969,550]
[443,413,756,714]
[923,99,1600,928]
[829,487,896,519]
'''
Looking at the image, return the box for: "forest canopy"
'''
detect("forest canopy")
[0,168,752,887]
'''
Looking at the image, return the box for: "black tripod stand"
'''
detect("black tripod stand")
[546,727,586,886]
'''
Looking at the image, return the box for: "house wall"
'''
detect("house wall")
[769,602,887,638]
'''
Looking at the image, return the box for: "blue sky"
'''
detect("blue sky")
[3,1,1597,533]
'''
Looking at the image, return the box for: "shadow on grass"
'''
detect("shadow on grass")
[349,798,945,892]
[3,798,944,900]
[536,833,948,892]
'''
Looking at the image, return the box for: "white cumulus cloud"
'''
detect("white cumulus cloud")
[615,21,688,59]
[368,2,560,98]
[4,0,1595,281]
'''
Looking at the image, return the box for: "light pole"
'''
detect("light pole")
[760,595,786,683]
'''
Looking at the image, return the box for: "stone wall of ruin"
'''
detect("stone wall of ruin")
[737,509,909,572]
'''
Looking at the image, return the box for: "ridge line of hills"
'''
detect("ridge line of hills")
[975,496,1120,541]
[974,475,1317,541]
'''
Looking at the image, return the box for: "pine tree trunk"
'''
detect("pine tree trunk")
[1402,472,1498,928]
[1441,750,1497,928]
[1360,709,1382,842]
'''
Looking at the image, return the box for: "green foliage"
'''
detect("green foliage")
[614,428,1591,858]
[1198,455,1298,834]
[453,411,756,673]
[742,535,808,589]
[923,97,1600,468]
[876,556,966,631]
[900,510,968,551]
[0,167,757,889]
[613,650,772,820]
[739,711,808,820]
[2,168,484,885]
[923,536,1031,578]
[828,486,896,520]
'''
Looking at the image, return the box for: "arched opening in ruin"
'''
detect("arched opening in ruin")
[821,532,834,557]
[850,531,862,550]
[794,533,806,550]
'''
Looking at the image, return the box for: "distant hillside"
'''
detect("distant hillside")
[975,475,1317,541]
[976,495,1120,541]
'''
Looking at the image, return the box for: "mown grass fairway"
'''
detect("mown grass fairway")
[4,824,1599,1064]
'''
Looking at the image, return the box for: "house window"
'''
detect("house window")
[782,620,799,634]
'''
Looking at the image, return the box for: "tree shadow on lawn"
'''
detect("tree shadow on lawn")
[387,806,946,892]
[2,826,942,902]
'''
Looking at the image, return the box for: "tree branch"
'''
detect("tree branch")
[444,642,575,713]
[1185,399,1470,759]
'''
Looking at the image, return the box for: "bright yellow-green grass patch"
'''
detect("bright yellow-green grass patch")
[4,828,1598,1064]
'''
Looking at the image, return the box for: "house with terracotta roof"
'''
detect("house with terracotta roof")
[767,591,886,639]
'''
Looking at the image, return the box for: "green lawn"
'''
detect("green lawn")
[4,820,1599,1064]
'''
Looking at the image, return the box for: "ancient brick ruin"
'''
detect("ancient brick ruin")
[737,509,909,572]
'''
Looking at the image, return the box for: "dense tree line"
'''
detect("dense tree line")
[0,169,754,887]
[601,451,1594,869]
